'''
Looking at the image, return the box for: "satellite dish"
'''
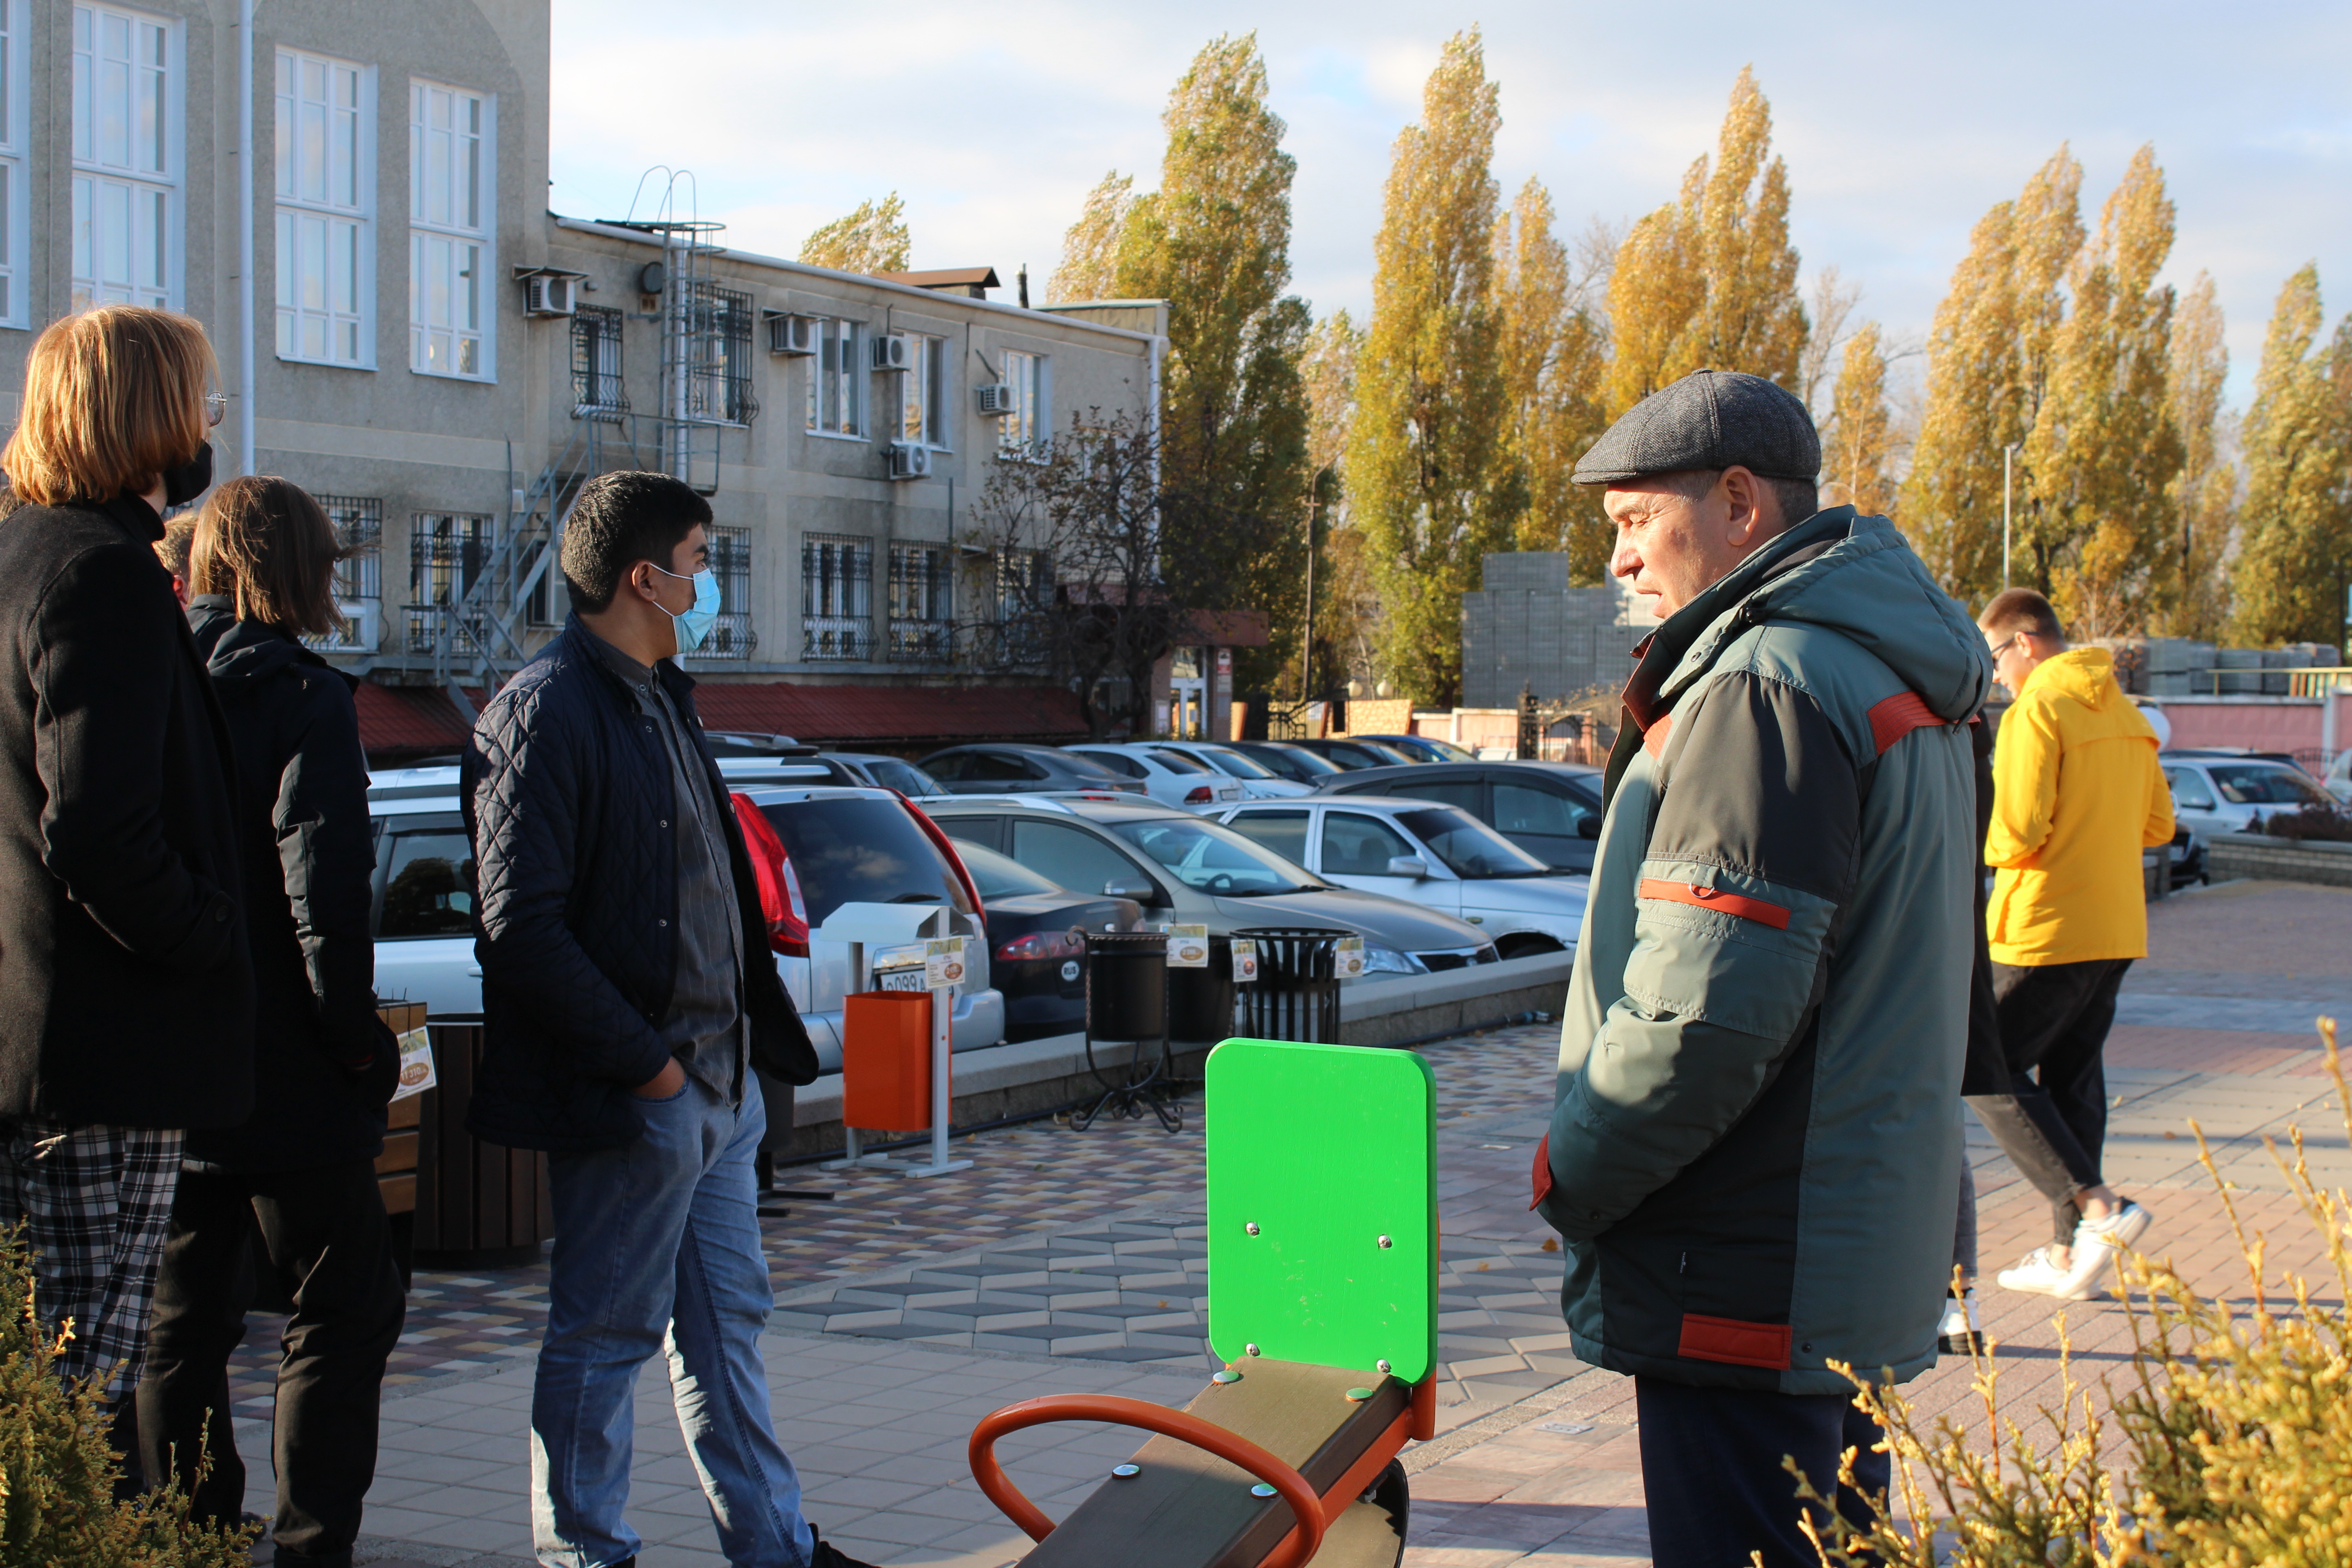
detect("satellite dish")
[637,260,667,295]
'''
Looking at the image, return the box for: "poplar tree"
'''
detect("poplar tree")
[1347,29,1519,708]
[1048,174,1133,303]
[2027,146,2183,637]
[1821,322,1894,516]
[1493,178,1608,572]
[2231,265,2352,649]
[2163,273,2234,638]
[798,194,909,274]
[1600,67,1807,418]
[1903,149,2083,600]
[1297,311,1377,695]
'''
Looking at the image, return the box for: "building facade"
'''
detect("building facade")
[1,0,1168,756]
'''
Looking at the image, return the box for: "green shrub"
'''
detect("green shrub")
[0,1232,256,1567]
[1788,1020,2352,1567]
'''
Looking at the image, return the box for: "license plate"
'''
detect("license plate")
[877,968,926,991]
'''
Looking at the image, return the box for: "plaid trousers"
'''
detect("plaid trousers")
[0,1120,184,1401]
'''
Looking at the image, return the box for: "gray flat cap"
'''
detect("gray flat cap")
[1572,368,1819,485]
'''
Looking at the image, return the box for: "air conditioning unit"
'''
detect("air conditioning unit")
[872,333,911,372]
[975,382,1018,416]
[766,313,816,355]
[886,441,933,481]
[520,274,577,317]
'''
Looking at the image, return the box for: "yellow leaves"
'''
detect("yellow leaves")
[1823,323,1894,518]
[796,193,909,276]
[2229,265,2352,647]
[1049,172,1134,305]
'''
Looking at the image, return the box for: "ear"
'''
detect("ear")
[1720,466,1766,538]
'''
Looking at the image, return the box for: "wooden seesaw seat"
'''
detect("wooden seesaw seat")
[967,1039,1439,1568]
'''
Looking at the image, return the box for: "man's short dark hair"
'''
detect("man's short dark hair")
[560,471,712,614]
[1652,467,1820,528]
[1979,587,2065,644]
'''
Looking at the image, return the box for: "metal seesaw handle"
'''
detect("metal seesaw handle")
[967,1393,1329,1568]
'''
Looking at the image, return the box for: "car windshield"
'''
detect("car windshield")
[949,838,1062,900]
[2208,764,2333,806]
[1188,745,1278,780]
[867,758,943,796]
[1142,748,1211,774]
[1105,818,1320,896]
[1254,744,1343,777]
[1397,807,1553,877]
[757,797,973,926]
[1418,738,1476,761]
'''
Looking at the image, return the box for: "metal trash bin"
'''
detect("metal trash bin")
[1233,928,1343,1044]
[1168,935,1237,1044]
[1079,930,1180,1130]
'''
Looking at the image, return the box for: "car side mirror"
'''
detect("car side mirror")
[1385,855,1431,879]
[1103,879,1156,902]
[1578,818,1601,839]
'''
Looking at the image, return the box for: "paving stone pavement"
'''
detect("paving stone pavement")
[218,879,2349,1567]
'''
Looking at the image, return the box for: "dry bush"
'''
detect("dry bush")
[1785,1019,2352,1567]
[0,1230,255,1567]
[2253,806,2352,843]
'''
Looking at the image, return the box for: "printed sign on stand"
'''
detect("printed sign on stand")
[923,936,969,988]
[389,1027,437,1102]
[1230,938,1259,983]
[1166,924,1210,968]
[1333,936,1367,980]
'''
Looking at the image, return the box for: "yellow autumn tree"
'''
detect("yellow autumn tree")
[1294,310,1378,696]
[1601,66,1807,417]
[1821,321,1894,516]
[1347,29,1521,708]
[2231,265,2352,648]
[798,193,909,274]
[2161,272,2234,638]
[1049,173,1134,303]
[1493,178,1608,574]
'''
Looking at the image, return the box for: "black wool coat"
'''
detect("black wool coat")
[0,496,254,1127]
[462,616,817,1152]
[185,599,395,1168]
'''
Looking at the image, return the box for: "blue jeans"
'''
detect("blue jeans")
[530,1071,813,1568]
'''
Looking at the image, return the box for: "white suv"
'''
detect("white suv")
[366,768,1004,1073]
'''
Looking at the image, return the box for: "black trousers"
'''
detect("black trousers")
[1637,1378,1890,1568]
[136,1158,405,1564]
[1964,957,2132,1246]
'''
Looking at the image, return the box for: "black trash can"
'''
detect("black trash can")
[1168,935,1238,1044]
[1233,928,1343,1044]
[1085,930,1171,1042]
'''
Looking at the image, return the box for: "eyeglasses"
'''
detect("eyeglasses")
[1988,635,2021,661]
[203,391,228,428]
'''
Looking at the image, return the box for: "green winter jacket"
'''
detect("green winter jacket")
[1536,506,1992,1395]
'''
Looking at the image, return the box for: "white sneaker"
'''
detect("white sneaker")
[2076,1201,2153,1253]
[1936,1291,1982,1356]
[1996,1246,2100,1301]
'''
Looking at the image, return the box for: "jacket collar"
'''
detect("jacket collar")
[558,614,700,710]
[59,492,167,544]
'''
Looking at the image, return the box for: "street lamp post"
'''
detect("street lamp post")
[2002,443,2021,590]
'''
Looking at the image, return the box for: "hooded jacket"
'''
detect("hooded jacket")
[186,598,392,1169]
[1536,506,1992,1395]
[1984,647,2172,967]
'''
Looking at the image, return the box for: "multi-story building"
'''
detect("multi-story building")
[1,0,1214,759]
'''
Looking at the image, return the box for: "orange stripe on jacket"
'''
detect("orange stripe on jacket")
[1637,878,1792,931]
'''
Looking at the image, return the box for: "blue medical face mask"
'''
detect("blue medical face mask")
[648,562,721,657]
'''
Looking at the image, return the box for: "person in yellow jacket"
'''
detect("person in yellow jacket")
[1971,588,2173,1302]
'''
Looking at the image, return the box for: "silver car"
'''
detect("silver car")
[2160,751,2337,838]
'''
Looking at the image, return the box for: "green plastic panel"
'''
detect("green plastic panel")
[1205,1039,1437,1383]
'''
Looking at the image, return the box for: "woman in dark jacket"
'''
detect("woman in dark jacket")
[135,476,404,1568]
[0,307,252,1438]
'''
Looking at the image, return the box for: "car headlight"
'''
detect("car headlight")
[1362,944,1426,975]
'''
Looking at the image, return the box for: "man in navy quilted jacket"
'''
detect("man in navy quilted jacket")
[463,471,866,1568]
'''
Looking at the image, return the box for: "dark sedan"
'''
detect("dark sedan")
[1228,740,1349,785]
[1284,737,1422,769]
[919,743,1146,796]
[1348,733,1476,764]
[950,839,1142,1042]
[1316,760,1604,872]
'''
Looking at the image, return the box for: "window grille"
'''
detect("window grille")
[304,494,380,652]
[407,511,489,654]
[571,304,625,416]
[887,542,952,661]
[981,546,1050,666]
[801,533,872,661]
[702,527,755,660]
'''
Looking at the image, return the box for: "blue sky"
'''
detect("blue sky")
[549,0,2352,409]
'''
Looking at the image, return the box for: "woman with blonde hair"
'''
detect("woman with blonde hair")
[0,306,253,1465]
[137,475,402,1568]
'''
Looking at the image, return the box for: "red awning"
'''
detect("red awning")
[355,682,478,762]
[691,682,1085,746]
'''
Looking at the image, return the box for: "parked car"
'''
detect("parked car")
[2167,826,2207,889]
[820,751,946,797]
[948,839,1142,1043]
[1213,797,1585,959]
[2160,750,2340,840]
[1347,733,1477,764]
[1314,760,1605,872]
[2328,749,2352,805]
[920,743,1145,796]
[926,796,1497,975]
[365,767,1006,1073]
[1063,743,1247,809]
[1228,740,1351,785]
[1142,740,1315,800]
[1284,737,1423,769]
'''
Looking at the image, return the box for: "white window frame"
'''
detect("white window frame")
[804,317,864,439]
[998,348,1049,458]
[897,333,950,449]
[0,0,27,327]
[408,78,495,381]
[274,47,373,368]
[70,2,183,314]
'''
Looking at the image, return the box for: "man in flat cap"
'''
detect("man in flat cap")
[1529,370,1992,1566]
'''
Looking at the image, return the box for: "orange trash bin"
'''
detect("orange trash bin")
[843,990,936,1132]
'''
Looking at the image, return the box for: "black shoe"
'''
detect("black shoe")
[811,1531,881,1568]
